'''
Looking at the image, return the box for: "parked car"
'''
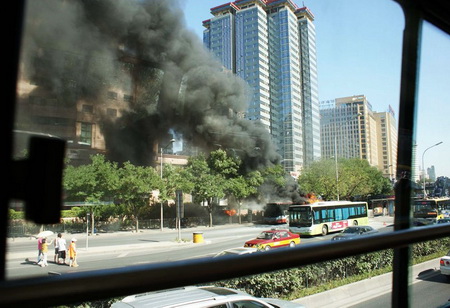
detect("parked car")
[331,226,378,241]
[214,247,259,258]
[110,285,306,307]
[244,229,300,251]
[440,250,450,280]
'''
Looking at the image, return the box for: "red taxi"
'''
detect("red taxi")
[244,229,300,251]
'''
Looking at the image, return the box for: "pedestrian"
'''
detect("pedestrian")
[56,233,67,265]
[38,238,53,267]
[68,238,78,267]
[36,237,43,264]
[53,234,59,263]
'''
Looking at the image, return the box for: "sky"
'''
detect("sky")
[179,0,450,179]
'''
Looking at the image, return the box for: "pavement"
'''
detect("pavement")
[6,215,395,261]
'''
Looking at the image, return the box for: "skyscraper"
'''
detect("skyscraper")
[202,0,320,175]
[320,95,398,180]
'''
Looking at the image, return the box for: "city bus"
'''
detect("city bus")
[288,201,369,236]
[413,197,450,225]
[263,202,292,224]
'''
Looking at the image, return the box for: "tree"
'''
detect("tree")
[161,164,194,222]
[298,158,393,201]
[63,154,119,234]
[256,164,289,203]
[186,154,225,227]
[226,171,263,223]
[116,162,162,232]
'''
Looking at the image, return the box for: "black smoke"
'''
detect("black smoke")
[20,0,281,171]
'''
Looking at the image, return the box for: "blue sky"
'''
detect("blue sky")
[180,0,450,179]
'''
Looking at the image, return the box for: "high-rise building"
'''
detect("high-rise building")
[373,107,397,181]
[320,95,398,180]
[202,0,320,174]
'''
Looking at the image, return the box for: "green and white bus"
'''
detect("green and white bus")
[288,201,369,236]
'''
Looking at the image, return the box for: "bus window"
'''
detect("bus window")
[335,208,343,221]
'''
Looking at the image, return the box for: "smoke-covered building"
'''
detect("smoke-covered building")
[15,0,281,172]
[202,0,320,175]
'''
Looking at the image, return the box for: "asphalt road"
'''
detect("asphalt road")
[6,216,396,280]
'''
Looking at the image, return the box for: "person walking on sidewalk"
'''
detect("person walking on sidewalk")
[68,238,78,267]
[38,238,53,267]
[56,233,67,265]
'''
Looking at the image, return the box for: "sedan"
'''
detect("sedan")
[331,226,378,241]
[440,250,450,280]
[244,229,300,251]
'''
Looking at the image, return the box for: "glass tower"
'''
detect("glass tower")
[203,0,320,174]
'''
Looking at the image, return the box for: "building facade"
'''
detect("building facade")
[320,95,398,179]
[202,0,320,174]
[373,108,398,181]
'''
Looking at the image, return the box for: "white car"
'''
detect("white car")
[111,285,305,308]
[440,250,450,280]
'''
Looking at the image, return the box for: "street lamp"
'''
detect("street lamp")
[334,113,362,201]
[160,139,175,231]
[421,141,443,198]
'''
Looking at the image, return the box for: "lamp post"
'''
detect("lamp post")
[160,139,175,231]
[421,141,443,198]
[334,113,362,201]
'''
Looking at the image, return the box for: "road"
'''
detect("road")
[349,269,450,308]
[7,222,344,279]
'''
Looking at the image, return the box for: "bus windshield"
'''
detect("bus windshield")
[288,206,312,227]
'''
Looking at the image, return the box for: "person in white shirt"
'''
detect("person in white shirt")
[56,233,67,265]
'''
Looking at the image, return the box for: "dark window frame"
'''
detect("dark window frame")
[2,0,450,307]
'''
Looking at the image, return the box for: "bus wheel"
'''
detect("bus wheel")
[353,220,358,226]
[289,241,296,248]
[264,245,271,251]
[321,225,328,236]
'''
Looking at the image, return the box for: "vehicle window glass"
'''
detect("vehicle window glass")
[231,300,268,308]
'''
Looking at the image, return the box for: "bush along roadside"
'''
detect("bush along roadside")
[212,237,450,300]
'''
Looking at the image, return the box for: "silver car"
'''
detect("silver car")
[331,225,378,241]
[111,285,305,308]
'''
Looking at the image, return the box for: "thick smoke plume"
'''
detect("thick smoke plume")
[20,0,281,171]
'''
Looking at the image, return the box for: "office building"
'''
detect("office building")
[202,0,320,175]
[320,95,398,179]
[373,108,398,181]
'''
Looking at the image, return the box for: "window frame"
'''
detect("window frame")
[2,0,450,307]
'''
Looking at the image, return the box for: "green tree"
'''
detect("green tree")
[186,153,225,227]
[116,162,162,232]
[226,171,264,223]
[161,164,194,222]
[298,158,392,201]
[63,154,119,233]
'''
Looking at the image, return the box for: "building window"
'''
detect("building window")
[107,108,118,117]
[82,104,94,113]
[123,94,133,102]
[107,91,118,100]
[80,122,92,145]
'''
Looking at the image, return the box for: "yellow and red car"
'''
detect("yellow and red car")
[244,229,300,251]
